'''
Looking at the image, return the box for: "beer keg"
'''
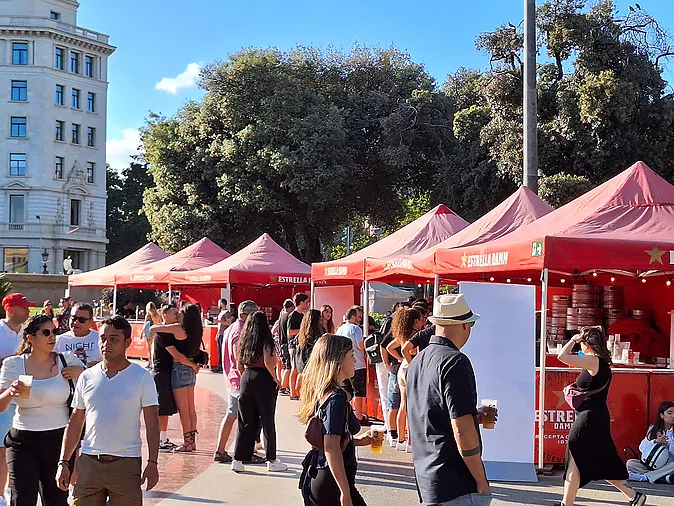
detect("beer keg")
[572,285,599,308]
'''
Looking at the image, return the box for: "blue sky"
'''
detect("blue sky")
[74,0,674,170]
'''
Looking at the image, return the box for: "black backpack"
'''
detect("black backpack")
[364,331,384,365]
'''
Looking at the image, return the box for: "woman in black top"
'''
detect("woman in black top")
[555,326,646,506]
[297,310,324,375]
[151,304,202,452]
[299,334,372,506]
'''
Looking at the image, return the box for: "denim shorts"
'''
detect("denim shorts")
[388,365,401,410]
[0,405,15,448]
[171,362,196,389]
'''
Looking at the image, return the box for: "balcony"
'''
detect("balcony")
[1,222,105,240]
[0,16,111,45]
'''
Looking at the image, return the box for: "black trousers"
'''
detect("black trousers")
[5,427,69,506]
[234,368,278,462]
[303,466,367,506]
[216,334,224,370]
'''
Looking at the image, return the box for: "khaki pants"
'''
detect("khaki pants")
[73,454,142,506]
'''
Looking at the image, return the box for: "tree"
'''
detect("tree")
[106,161,154,262]
[0,275,12,318]
[538,172,595,207]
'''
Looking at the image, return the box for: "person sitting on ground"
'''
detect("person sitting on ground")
[627,401,674,484]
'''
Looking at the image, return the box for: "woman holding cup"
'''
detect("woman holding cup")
[0,314,84,506]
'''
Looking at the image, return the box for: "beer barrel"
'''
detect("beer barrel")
[601,286,625,309]
[630,309,652,323]
[572,285,599,308]
[604,308,625,328]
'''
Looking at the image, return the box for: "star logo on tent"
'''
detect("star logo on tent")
[552,389,567,409]
[461,252,468,268]
[646,245,665,265]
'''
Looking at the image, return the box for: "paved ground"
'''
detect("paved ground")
[142,366,672,505]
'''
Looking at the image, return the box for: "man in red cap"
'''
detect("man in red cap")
[0,293,36,505]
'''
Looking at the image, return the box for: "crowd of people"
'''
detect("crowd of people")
[0,288,670,506]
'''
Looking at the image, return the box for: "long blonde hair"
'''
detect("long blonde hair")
[146,302,162,325]
[298,334,353,424]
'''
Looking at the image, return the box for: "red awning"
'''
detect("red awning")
[68,243,169,287]
[118,237,230,286]
[169,234,311,286]
[434,161,674,278]
[312,204,469,283]
[364,187,553,282]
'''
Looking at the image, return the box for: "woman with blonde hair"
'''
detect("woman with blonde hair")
[299,334,371,506]
[386,306,425,452]
[142,302,163,367]
[319,305,335,334]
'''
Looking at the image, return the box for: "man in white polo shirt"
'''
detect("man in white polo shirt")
[0,293,35,506]
[56,316,159,505]
[54,303,101,368]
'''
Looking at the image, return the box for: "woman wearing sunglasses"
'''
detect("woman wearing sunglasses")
[0,315,84,506]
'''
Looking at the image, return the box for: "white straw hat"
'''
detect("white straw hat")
[428,294,480,326]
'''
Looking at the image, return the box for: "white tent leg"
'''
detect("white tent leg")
[538,268,549,470]
[112,284,118,316]
[168,284,172,305]
[362,281,369,336]
[433,274,440,299]
[310,280,315,309]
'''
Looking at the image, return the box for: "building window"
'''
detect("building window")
[85,56,94,78]
[72,88,80,109]
[9,154,26,176]
[54,47,64,70]
[86,162,95,183]
[70,199,81,226]
[55,157,64,179]
[55,121,64,141]
[11,81,27,101]
[12,43,28,65]
[3,248,28,274]
[70,51,80,74]
[63,250,82,270]
[9,195,25,224]
[87,127,96,147]
[10,117,27,138]
[50,12,60,20]
[56,85,64,105]
[71,124,80,144]
[87,92,95,112]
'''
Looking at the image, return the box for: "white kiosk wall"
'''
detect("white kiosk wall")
[459,282,538,482]
[313,285,356,326]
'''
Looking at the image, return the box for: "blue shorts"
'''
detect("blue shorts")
[171,362,196,389]
[0,404,16,448]
[388,365,401,410]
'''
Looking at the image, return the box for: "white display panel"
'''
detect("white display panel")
[313,285,357,326]
[459,281,538,482]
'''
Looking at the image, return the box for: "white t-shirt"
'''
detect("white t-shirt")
[73,362,158,457]
[0,354,84,431]
[55,330,102,367]
[0,320,22,362]
[336,322,366,370]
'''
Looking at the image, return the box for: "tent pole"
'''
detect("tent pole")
[168,284,172,305]
[362,281,369,337]
[433,274,440,299]
[112,284,118,316]
[310,280,315,309]
[538,268,549,470]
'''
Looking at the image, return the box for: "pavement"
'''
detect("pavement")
[143,366,673,505]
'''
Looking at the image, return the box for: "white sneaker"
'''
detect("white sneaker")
[628,471,648,482]
[396,441,407,452]
[406,442,412,453]
[231,460,245,473]
[389,436,397,448]
[267,459,288,472]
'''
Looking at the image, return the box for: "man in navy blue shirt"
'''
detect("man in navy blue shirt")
[407,294,492,506]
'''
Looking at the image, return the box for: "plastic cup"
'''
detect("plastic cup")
[633,351,640,364]
[370,424,385,454]
[481,399,498,429]
[18,375,33,400]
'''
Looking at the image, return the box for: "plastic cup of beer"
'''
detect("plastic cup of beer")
[370,424,385,454]
[481,399,498,430]
[18,375,33,400]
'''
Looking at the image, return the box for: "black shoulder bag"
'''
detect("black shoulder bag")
[58,354,75,415]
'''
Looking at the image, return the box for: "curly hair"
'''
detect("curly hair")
[237,311,274,367]
[391,307,423,345]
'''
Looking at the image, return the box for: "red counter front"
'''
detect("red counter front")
[126,323,219,368]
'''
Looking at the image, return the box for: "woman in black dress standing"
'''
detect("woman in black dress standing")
[555,326,646,506]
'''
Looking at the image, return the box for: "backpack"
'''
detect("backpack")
[364,331,384,365]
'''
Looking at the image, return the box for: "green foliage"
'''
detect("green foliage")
[538,173,595,208]
[0,275,11,318]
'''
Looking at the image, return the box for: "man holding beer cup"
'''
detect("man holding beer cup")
[407,294,495,506]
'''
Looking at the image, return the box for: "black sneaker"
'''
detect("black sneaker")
[160,439,178,452]
[290,396,300,401]
[279,388,290,396]
[630,491,647,506]
[359,417,372,427]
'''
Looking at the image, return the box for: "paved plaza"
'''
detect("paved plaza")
[144,367,672,506]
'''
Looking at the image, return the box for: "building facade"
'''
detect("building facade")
[0,0,114,274]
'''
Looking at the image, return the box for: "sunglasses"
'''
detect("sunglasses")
[71,316,91,324]
[37,329,55,337]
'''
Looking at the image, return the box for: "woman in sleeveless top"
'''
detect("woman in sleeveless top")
[554,326,646,506]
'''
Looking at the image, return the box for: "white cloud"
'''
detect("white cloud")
[106,129,141,170]
[155,62,202,95]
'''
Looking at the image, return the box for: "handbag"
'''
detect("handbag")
[364,331,384,365]
[194,338,210,367]
[304,391,351,452]
[563,377,610,410]
[58,353,75,416]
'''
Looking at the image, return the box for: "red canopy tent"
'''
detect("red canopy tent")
[311,204,469,284]
[364,186,553,283]
[68,243,169,287]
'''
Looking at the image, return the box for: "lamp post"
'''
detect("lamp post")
[41,249,49,275]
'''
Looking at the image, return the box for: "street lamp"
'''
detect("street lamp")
[41,249,49,275]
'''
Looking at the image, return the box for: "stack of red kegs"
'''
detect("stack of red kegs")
[571,285,603,331]
[601,286,625,328]
[548,295,571,344]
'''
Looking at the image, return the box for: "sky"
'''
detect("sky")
[73,0,674,171]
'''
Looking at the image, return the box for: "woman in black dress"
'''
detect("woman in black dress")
[555,326,646,506]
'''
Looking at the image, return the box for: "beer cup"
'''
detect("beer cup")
[370,424,385,454]
[481,399,498,429]
[18,375,33,400]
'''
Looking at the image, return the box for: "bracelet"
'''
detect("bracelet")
[58,460,70,468]
[147,460,158,465]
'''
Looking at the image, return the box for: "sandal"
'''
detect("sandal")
[213,451,233,463]
[244,454,266,465]
[173,431,196,453]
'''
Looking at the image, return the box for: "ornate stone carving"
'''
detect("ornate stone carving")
[55,198,64,224]
[87,202,95,227]
[62,161,87,191]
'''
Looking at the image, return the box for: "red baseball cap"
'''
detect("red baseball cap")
[2,293,37,309]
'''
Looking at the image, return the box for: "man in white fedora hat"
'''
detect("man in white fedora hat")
[406,294,492,506]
